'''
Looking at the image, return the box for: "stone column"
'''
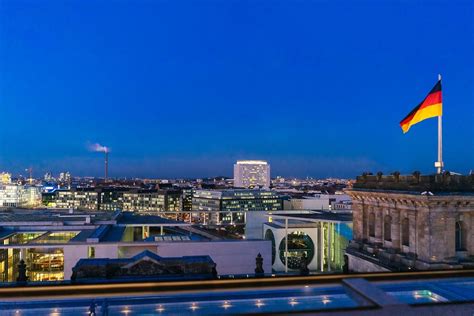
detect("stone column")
[416,207,431,262]
[352,201,364,241]
[408,211,417,254]
[375,207,383,244]
[443,212,456,259]
[469,212,474,255]
[362,203,367,241]
[391,209,401,249]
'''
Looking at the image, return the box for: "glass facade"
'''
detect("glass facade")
[279,231,315,270]
[193,189,283,225]
[35,231,79,244]
[0,247,65,282]
[0,231,76,282]
[320,222,352,271]
[54,189,98,210]
[48,189,183,213]
[27,248,64,282]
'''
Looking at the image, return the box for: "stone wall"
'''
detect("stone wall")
[346,188,474,271]
[346,253,390,273]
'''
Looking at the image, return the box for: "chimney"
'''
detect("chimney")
[105,150,108,182]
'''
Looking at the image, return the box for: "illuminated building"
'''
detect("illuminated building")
[0,184,41,208]
[181,188,194,212]
[45,188,182,214]
[105,188,181,214]
[192,189,283,225]
[263,212,352,272]
[234,160,270,189]
[58,172,71,183]
[285,193,351,211]
[51,188,99,210]
[346,172,474,272]
[1,172,12,184]
[43,172,54,182]
[0,209,270,282]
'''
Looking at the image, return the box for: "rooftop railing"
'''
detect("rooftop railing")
[352,172,474,193]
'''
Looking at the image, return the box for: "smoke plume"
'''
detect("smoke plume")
[88,143,110,153]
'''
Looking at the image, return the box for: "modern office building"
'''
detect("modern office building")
[234,160,270,189]
[58,172,71,183]
[0,184,42,208]
[192,189,283,225]
[263,211,352,273]
[51,188,99,210]
[44,188,182,214]
[1,172,12,184]
[285,193,352,211]
[345,172,474,272]
[0,209,271,282]
[181,188,194,212]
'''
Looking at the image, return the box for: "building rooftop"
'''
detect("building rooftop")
[271,211,353,223]
[194,188,281,199]
[115,212,190,227]
[0,209,200,245]
[352,172,474,193]
[236,160,268,165]
[0,208,118,225]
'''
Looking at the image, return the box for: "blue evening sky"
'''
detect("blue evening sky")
[0,0,473,178]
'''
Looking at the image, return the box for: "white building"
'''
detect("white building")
[0,184,42,208]
[1,172,12,184]
[0,209,271,282]
[58,172,71,183]
[233,160,270,189]
[285,193,351,212]
[263,212,352,273]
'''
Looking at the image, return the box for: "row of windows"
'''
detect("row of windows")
[368,214,467,251]
[368,214,409,246]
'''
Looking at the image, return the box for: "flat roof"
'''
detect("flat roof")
[236,160,268,165]
[116,212,191,227]
[0,209,117,225]
[271,211,352,223]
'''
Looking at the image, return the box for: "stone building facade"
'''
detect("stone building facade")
[345,172,474,272]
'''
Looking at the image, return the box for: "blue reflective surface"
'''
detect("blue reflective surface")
[388,290,448,304]
[0,285,358,315]
[377,277,474,304]
[3,277,474,315]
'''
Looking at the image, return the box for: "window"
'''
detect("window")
[384,215,392,241]
[88,246,95,258]
[279,231,315,270]
[456,221,466,251]
[368,213,375,237]
[402,218,410,246]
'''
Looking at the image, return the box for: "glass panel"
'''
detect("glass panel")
[27,248,64,281]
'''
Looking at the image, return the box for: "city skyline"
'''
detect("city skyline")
[1,1,473,178]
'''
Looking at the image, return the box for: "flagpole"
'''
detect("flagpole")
[436,74,443,174]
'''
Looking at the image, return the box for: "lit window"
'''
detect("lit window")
[88,246,95,258]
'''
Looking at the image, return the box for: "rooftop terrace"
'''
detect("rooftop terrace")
[1,270,474,315]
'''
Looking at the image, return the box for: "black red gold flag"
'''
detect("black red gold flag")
[400,81,442,133]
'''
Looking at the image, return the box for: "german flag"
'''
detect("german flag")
[400,80,442,133]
